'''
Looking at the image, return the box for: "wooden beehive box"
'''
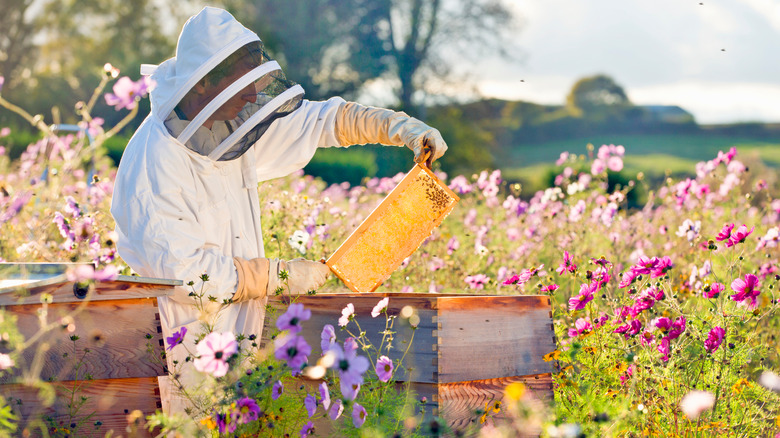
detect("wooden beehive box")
[261,292,555,431]
[327,163,459,292]
[0,263,180,437]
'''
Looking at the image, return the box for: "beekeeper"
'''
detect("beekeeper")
[110,6,447,404]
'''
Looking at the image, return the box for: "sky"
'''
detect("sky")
[476,0,780,124]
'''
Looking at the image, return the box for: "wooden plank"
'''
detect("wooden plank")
[326,164,459,292]
[263,294,440,383]
[2,376,160,437]
[437,374,552,433]
[437,296,555,383]
[1,299,165,382]
[0,280,176,306]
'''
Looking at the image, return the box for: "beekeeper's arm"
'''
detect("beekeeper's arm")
[232,257,329,301]
[334,102,448,166]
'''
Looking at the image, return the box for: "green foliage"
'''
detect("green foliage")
[305,147,379,186]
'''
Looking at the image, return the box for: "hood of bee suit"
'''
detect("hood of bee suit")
[140,6,304,161]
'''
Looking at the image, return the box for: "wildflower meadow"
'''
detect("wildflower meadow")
[0,66,779,437]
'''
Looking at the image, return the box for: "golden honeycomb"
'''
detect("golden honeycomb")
[327,164,459,292]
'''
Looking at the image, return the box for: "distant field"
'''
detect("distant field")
[497,133,780,168]
[498,133,780,195]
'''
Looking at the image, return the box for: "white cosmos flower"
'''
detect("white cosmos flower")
[288,230,310,255]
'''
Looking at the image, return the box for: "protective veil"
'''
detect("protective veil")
[110,7,344,412]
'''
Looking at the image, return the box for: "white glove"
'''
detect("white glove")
[268,258,330,295]
[334,101,448,166]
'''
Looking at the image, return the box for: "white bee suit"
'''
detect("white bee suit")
[110,7,344,413]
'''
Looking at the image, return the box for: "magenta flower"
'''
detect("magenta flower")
[304,394,317,417]
[215,412,234,434]
[300,421,315,438]
[726,224,754,247]
[503,269,532,285]
[632,256,659,275]
[321,324,336,352]
[716,223,735,242]
[567,317,593,338]
[371,297,389,318]
[193,332,238,377]
[704,282,725,298]
[465,274,490,289]
[556,251,577,275]
[165,327,187,351]
[730,274,761,308]
[352,403,367,428]
[651,256,673,278]
[614,320,643,339]
[704,326,726,353]
[568,283,595,311]
[657,337,671,362]
[618,269,640,288]
[276,303,311,334]
[447,236,460,254]
[668,317,686,340]
[272,380,283,400]
[620,364,635,385]
[376,355,394,382]
[339,303,355,327]
[274,334,311,370]
[104,76,151,110]
[319,381,331,410]
[541,283,559,293]
[233,397,261,424]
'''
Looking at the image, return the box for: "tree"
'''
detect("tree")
[229,0,518,116]
[565,74,633,121]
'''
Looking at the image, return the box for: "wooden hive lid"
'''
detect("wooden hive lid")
[0,263,181,305]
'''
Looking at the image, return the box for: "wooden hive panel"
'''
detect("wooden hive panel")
[326,165,459,292]
[3,376,160,437]
[1,298,166,383]
[436,295,555,383]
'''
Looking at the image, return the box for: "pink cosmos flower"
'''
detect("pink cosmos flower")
[215,412,234,434]
[66,264,119,282]
[272,380,283,400]
[620,364,635,385]
[319,381,331,410]
[650,256,673,278]
[276,303,311,334]
[632,256,659,275]
[376,355,394,382]
[716,223,735,242]
[668,317,686,340]
[194,332,238,377]
[371,297,389,317]
[657,337,671,362]
[233,397,261,424]
[304,394,317,417]
[591,158,606,175]
[567,318,593,338]
[104,76,151,110]
[615,320,643,339]
[465,274,490,289]
[300,421,315,438]
[556,251,577,275]
[165,327,187,351]
[329,342,369,399]
[556,151,569,166]
[704,282,725,298]
[618,269,639,288]
[568,283,595,311]
[339,303,355,327]
[541,284,559,293]
[321,324,336,352]
[680,391,715,419]
[447,236,460,254]
[329,400,344,420]
[730,274,761,308]
[726,224,754,247]
[274,333,311,370]
[704,326,726,353]
[352,403,367,428]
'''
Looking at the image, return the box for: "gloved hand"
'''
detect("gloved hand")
[335,101,448,166]
[269,258,331,295]
[233,257,331,301]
